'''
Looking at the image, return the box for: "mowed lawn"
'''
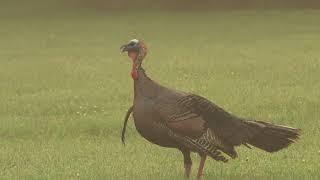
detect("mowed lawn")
[0,9,320,179]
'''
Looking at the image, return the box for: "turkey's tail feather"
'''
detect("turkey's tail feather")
[245,120,301,152]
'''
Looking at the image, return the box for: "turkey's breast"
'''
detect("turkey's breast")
[132,96,178,148]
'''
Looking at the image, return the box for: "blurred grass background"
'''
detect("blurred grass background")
[0,1,320,179]
[1,0,320,14]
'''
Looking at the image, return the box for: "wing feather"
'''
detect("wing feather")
[154,93,252,158]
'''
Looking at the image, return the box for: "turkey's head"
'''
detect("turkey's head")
[120,39,147,62]
[120,39,148,80]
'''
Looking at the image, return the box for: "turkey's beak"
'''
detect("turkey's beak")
[120,44,128,53]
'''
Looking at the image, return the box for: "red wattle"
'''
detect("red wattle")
[131,64,138,80]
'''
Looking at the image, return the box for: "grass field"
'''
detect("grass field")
[0,8,320,179]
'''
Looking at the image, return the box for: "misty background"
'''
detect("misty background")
[1,0,320,16]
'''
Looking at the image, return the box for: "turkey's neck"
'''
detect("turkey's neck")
[133,66,159,99]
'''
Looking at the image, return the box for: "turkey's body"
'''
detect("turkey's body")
[132,69,184,148]
[131,68,231,158]
[130,67,300,159]
[120,39,300,179]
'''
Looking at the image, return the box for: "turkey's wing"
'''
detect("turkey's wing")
[154,94,250,146]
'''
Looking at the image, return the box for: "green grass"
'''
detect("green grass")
[0,9,320,179]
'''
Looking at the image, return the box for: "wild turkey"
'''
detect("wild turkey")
[120,39,301,178]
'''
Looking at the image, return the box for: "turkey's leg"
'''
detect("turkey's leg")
[181,149,192,178]
[197,155,207,179]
